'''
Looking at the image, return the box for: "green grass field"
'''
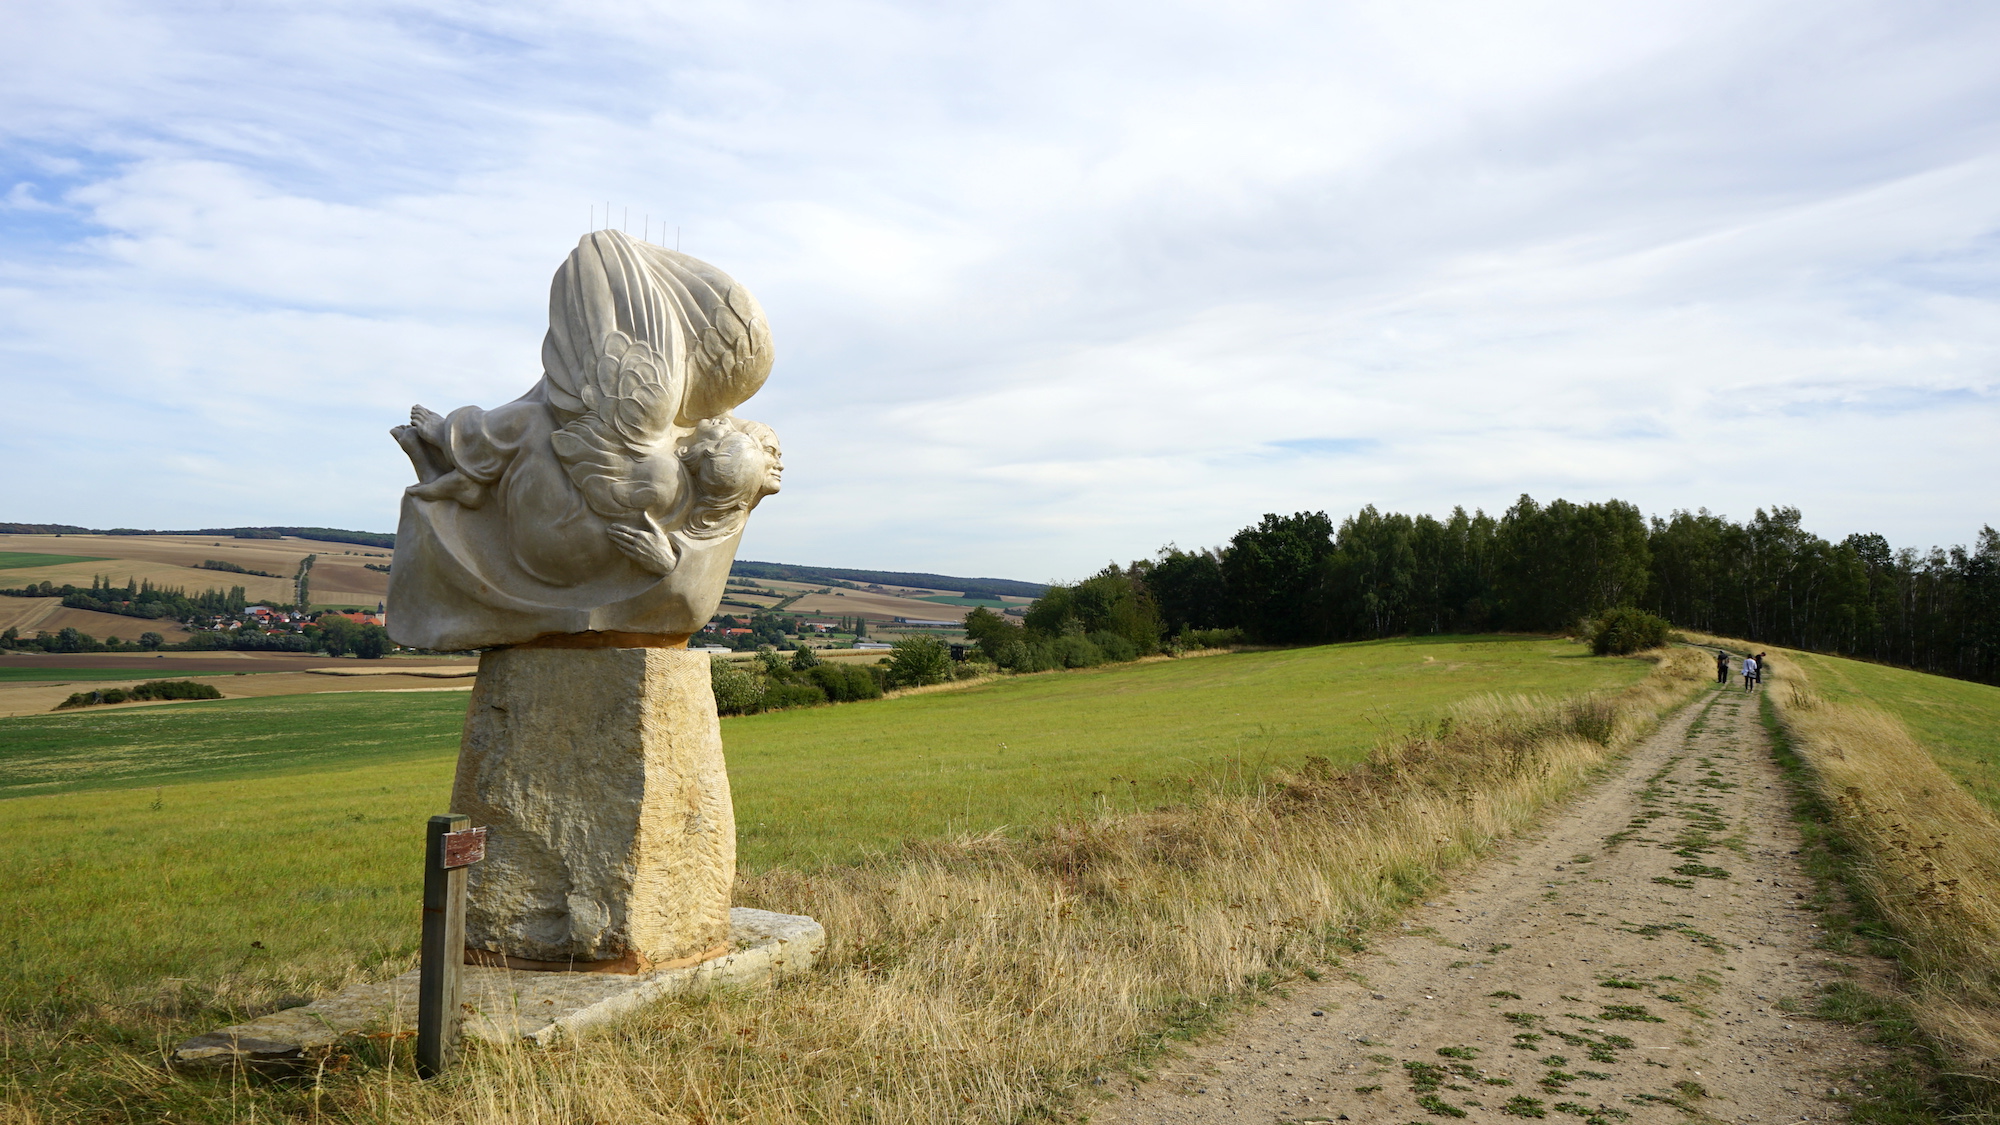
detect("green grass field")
[0,635,1642,856]
[0,692,466,796]
[0,634,1646,1107]
[1787,649,2000,811]
[915,593,1008,607]
[729,635,1644,866]
[0,550,109,569]
[0,666,262,684]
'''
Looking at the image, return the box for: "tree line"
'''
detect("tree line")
[0,576,251,620]
[1,611,390,657]
[0,524,393,547]
[995,496,1997,686]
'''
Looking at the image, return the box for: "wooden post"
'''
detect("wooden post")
[417,813,476,1078]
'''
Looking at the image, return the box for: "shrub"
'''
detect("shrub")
[993,640,1023,670]
[808,663,882,703]
[1178,626,1244,650]
[886,635,953,687]
[54,680,222,710]
[1052,635,1105,668]
[762,681,828,710]
[710,658,764,715]
[790,644,821,671]
[1590,607,1671,655]
[1087,631,1138,663]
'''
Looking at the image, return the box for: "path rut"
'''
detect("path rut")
[1098,677,1887,1125]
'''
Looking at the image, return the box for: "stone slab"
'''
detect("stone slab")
[173,908,821,1069]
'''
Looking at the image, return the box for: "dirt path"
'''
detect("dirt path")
[1098,679,1886,1125]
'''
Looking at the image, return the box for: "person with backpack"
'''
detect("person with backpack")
[1715,649,1730,685]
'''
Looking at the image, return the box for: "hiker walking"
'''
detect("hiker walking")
[1742,653,1758,692]
[1755,652,1768,688]
[1715,649,1730,685]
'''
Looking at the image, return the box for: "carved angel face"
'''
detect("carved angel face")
[736,420,782,496]
[704,432,769,502]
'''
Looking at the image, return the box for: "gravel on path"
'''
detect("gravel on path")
[1096,681,1888,1125]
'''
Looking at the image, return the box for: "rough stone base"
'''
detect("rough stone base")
[172,908,821,1070]
[454,644,735,965]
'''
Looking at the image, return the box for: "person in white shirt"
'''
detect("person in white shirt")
[1742,655,1758,691]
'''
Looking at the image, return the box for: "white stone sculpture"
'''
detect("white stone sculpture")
[387,230,782,652]
[382,231,789,971]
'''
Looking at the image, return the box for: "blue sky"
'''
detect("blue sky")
[2,0,1995,582]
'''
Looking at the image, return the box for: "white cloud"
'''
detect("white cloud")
[0,0,1995,579]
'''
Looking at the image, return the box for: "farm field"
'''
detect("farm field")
[0,635,1640,1015]
[0,669,473,719]
[727,634,1644,865]
[0,595,196,643]
[0,550,109,569]
[1785,647,2000,810]
[721,575,1034,624]
[0,532,392,608]
[0,651,479,716]
[0,691,467,795]
[0,634,1642,848]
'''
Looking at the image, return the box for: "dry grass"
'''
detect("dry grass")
[210,646,1708,1125]
[1765,649,2000,1081]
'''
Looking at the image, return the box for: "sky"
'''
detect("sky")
[2,1,1995,583]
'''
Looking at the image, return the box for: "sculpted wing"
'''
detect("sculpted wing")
[540,232,685,518]
[649,251,775,426]
[536,230,777,523]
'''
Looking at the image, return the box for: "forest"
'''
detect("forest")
[999,496,1998,687]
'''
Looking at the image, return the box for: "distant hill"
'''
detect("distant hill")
[730,561,1045,599]
[0,524,394,549]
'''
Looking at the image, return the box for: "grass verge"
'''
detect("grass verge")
[1761,647,2000,1119]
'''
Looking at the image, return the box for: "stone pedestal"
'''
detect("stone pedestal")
[450,645,733,969]
[173,909,824,1069]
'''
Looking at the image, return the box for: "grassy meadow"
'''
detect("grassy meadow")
[1782,648,2000,811]
[0,634,1661,1123]
[730,634,1645,865]
[0,693,465,796]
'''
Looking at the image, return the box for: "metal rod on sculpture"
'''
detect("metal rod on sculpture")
[417,814,483,1078]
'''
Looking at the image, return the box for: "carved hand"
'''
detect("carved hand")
[607,523,678,576]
